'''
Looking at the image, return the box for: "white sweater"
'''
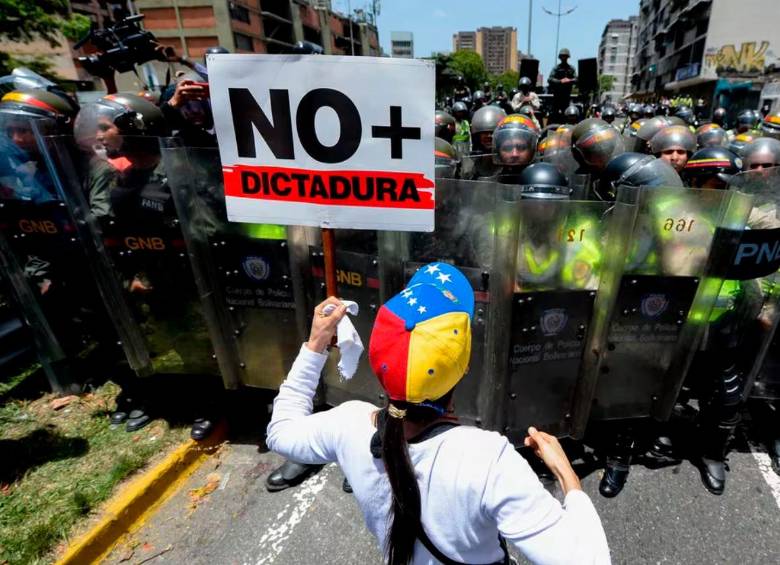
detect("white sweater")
[267,345,611,565]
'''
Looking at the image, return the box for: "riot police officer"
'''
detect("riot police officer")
[682,147,741,190]
[728,131,759,156]
[731,109,760,138]
[635,116,677,154]
[712,107,728,128]
[464,105,507,180]
[675,105,696,129]
[511,77,541,114]
[696,123,729,149]
[761,110,780,139]
[742,137,780,171]
[435,137,460,179]
[571,118,625,176]
[548,48,577,123]
[453,75,471,102]
[601,106,617,126]
[648,125,697,172]
[562,104,580,125]
[451,101,471,154]
[435,110,457,144]
[492,118,539,184]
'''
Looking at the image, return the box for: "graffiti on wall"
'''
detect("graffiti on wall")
[704,41,777,74]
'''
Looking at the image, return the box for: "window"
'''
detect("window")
[234,32,254,51]
[610,54,617,64]
[611,35,619,44]
[230,3,250,24]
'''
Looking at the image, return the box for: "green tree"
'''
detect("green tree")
[494,70,520,93]
[599,74,616,94]
[448,50,487,90]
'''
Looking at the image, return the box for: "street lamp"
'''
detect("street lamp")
[542,0,577,62]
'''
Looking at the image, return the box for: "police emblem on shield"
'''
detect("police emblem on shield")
[541,309,568,336]
[242,256,270,281]
[641,293,669,318]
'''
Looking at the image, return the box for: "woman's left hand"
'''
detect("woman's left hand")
[306,297,347,353]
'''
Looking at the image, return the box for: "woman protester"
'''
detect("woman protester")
[267,262,610,564]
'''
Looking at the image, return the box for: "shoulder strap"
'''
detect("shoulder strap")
[418,527,510,565]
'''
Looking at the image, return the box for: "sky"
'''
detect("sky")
[334,0,639,78]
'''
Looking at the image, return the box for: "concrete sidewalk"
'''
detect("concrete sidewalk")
[101,429,780,565]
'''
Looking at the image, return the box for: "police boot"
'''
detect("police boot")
[645,434,681,467]
[599,454,631,498]
[699,423,734,495]
[265,460,322,492]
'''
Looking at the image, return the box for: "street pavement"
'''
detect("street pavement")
[103,426,780,565]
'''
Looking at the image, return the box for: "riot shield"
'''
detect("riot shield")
[577,185,754,433]
[38,134,219,378]
[0,120,120,391]
[723,167,780,400]
[379,178,500,427]
[495,194,613,440]
[160,142,306,390]
[459,153,500,181]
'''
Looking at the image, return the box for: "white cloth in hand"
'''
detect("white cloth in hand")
[322,300,362,380]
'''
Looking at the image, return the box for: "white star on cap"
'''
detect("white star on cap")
[418,306,427,314]
[436,273,452,284]
[408,297,417,306]
[425,264,441,275]
[401,289,413,298]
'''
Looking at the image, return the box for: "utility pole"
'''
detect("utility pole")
[347,0,355,55]
[543,0,577,61]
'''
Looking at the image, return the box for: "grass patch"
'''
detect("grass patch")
[0,381,189,565]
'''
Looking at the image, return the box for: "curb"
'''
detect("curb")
[55,421,228,565]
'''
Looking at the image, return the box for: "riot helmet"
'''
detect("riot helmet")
[741,137,780,171]
[470,105,507,152]
[648,125,696,172]
[0,88,79,138]
[696,123,728,148]
[518,76,532,93]
[636,116,676,152]
[642,104,655,118]
[761,111,780,139]
[74,93,169,158]
[601,105,617,124]
[499,113,540,135]
[473,90,487,104]
[571,118,625,172]
[628,103,642,122]
[492,122,538,167]
[451,101,469,122]
[599,152,683,200]
[675,105,695,125]
[712,107,728,127]
[737,109,759,133]
[514,162,570,200]
[682,147,741,189]
[563,104,580,124]
[435,137,459,178]
[728,131,759,155]
[435,110,456,143]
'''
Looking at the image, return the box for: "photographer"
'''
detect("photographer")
[160,72,216,148]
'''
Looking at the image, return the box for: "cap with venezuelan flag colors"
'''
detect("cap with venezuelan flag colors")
[369,262,474,404]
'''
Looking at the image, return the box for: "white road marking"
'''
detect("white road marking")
[746,437,780,510]
[253,465,331,565]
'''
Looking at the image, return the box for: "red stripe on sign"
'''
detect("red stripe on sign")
[223,165,435,210]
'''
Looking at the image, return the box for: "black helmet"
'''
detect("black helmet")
[473,90,486,103]
[712,107,727,127]
[74,93,169,152]
[741,137,780,171]
[456,75,466,85]
[518,77,532,91]
[601,106,617,123]
[483,81,491,89]
[675,105,694,125]
[563,104,580,123]
[435,110,456,143]
[435,137,459,178]
[761,111,780,138]
[451,101,468,119]
[514,162,570,199]
[648,125,697,155]
[643,104,655,118]
[683,147,741,188]
[599,152,683,199]
[571,118,625,172]
[695,123,728,148]
[636,116,676,151]
[0,88,79,133]
[737,109,759,131]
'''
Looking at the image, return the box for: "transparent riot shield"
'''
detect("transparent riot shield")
[379,178,500,427]
[723,167,780,400]
[160,142,306,390]
[38,134,219,378]
[540,131,592,200]
[495,195,613,440]
[460,153,500,181]
[577,185,754,433]
[0,120,120,391]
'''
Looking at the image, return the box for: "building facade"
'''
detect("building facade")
[632,0,780,111]
[598,17,639,102]
[390,31,414,58]
[452,27,519,75]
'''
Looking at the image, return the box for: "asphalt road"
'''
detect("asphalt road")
[102,422,780,565]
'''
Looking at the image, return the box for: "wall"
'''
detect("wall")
[702,0,780,77]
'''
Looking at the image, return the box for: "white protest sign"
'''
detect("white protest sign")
[208,54,435,232]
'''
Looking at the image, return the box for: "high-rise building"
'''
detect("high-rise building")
[632,0,780,108]
[391,31,414,58]
[598,17,639,102]
[452,31,477,52]
[452,27,519,75]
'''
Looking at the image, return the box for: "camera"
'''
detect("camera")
[75,14,162,76]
